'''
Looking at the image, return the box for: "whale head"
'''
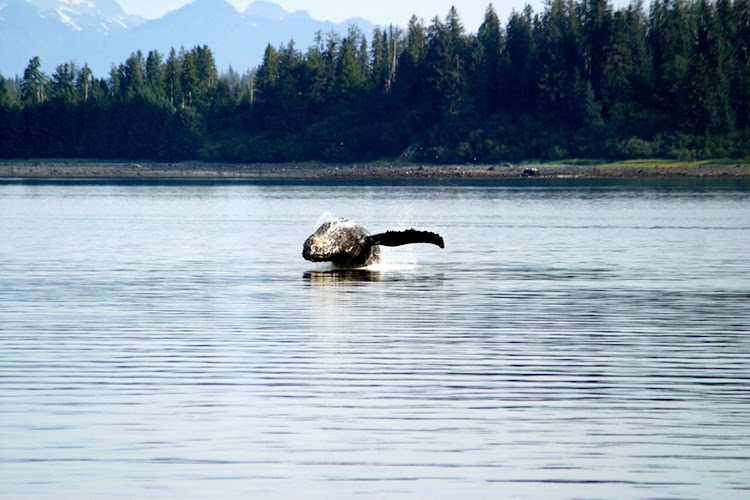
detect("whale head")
[302,217,376,267]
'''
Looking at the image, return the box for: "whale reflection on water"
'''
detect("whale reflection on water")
[303,269,385,283]
[303,269,446,286]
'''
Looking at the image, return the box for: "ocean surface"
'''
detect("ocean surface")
[1,177,749,499]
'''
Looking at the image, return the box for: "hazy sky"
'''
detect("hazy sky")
[116,0,547,32]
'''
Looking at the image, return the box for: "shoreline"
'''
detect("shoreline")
[1,160,749,180]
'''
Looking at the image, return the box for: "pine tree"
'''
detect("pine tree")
[423,7,472,140]
[732,0,750,128]
[504,7,536,114]
[335,27,367,100]
[50,62,77,103]
[476,4,504,116]
[194,45,218,108]
[122,51,146,99]
[255,44,280,104]
[145,50,165,101]
[21,57,46,105]
[0,76,14,110]
[687,0,734,133]
[391,15,427,139]
[76,64,93,104]
[0,75,17,157]
[180,50,198,107]
[371,28,389,91]
[159,107,204,161]
[165,48,181,108]
[649,0,694,130]
[583,0,612,96]
[536,0,586,125]
[303,34,332,106]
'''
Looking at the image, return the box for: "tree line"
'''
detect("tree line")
[1,0,749,163]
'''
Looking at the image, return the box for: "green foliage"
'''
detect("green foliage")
[335,27,368,100]
[21,57,46,105]
[159,107,205,161]
[1,1,749,163]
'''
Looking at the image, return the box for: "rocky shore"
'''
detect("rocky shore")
[1,160,749,180]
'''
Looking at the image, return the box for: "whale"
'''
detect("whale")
[302,217,445,268]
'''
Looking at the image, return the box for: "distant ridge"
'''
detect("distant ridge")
[0,0,376,76]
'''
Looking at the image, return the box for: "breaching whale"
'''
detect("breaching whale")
[302,217,445,268]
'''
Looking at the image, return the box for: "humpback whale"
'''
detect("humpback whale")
[302,217,445,268]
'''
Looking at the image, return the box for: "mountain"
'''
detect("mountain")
[243,0,288,20]
[28,0,145,33]
[0,0,376,76]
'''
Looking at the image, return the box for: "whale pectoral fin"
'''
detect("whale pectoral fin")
[368,229,445,248]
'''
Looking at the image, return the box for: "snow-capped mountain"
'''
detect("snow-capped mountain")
[28,0,145,34]
[0,0,375,76]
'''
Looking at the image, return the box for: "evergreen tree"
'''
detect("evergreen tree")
[76,64,93,103]
[649,0,695,130]
[165,48,181,108]
[583,0,612,96]
[50,62,77,103]
[145,50,166,101]
[180,50,198,107]
[476,4,504,116]
[211,77,236,115]
[357,31,371,87]
[0,75,16,157]
[504,7,536,114]
[21,57,46,105]
[335,27,367,100]
[122,51,146,99]
[255,44,280,104]
[371,28,389,91]
[193,45,218,108]
[687,0,734,133]
[0,76,14,110]
[274,41,306,131]
[195,45,218,89]
[423,8,473,144]
[159,107,204,161]
[731,0,750,127]
[536,0,586,126]
[404,15,427,65]
[391,15,426,131]
[600,1,653,137]
[302,34,333,106]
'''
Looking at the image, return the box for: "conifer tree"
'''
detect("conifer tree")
[504,7,535,114]
[583,0,612,96]
[255,44,280,104]
[688,0,734,133]
[477,4,504,116]
[76,64,93,103]
[165,48,181,108]
[180,50,198,107]
[50,62,77,103]
[122,51,146,99]
[0,76,14,110]
[21,57,46,105]
[145,50,165,101]
[335,27,367,100]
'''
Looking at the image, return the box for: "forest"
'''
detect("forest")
[0,0,748,164]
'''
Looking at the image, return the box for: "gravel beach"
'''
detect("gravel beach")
[1,160,749,179]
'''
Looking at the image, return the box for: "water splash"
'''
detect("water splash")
[364,261,419,272]
[315,212,338,227]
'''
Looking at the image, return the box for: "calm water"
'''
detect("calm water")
[1,178,749,499]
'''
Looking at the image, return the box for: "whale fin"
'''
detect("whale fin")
[368,229,445,248]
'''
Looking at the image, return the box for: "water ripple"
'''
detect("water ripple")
[1,180,749,498]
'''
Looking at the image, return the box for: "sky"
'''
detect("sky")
[116,0,547,33]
